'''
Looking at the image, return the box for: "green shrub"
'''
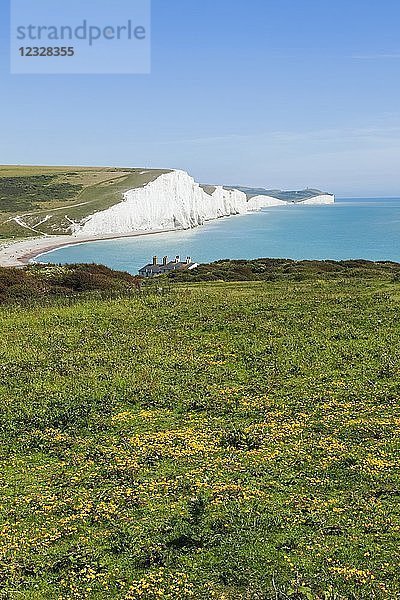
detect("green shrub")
[0,263,141,302]
[167,258,400,283]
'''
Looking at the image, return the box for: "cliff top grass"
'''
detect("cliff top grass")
[0,165,171,239]
[0,266,399,599]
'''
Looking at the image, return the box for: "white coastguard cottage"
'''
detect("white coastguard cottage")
[139,256,199,278]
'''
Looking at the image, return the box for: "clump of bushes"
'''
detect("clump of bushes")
[0,263,141,303]
[167,258,400,282]
[57,263,136,292]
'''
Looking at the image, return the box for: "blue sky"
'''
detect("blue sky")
[1,0,400,195]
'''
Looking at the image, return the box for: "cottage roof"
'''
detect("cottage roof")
[139,256,198,275]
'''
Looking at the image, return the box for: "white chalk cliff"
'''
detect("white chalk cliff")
[72,169,334,237]
[298,195,334,205]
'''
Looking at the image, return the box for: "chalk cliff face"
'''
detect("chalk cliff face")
[298,195,334,205]
[73,169,334,237]
[248,196,288,209]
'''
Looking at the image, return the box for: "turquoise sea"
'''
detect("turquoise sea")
[38,198,400,274]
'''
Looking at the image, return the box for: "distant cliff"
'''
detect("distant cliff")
[230,186,335,204]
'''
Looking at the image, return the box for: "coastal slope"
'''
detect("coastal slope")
[73,169,334,237]
[0,166,334,266]
[0,166,171,239]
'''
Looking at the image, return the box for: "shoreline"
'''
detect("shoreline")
[0,229,176,269]
[0,198,337,269]
[0,209,269,269]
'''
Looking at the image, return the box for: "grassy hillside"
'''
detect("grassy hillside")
[0,272,399,599]
[0,166,171,239]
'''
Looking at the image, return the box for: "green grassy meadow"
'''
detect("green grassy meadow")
[0,274,399,599]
